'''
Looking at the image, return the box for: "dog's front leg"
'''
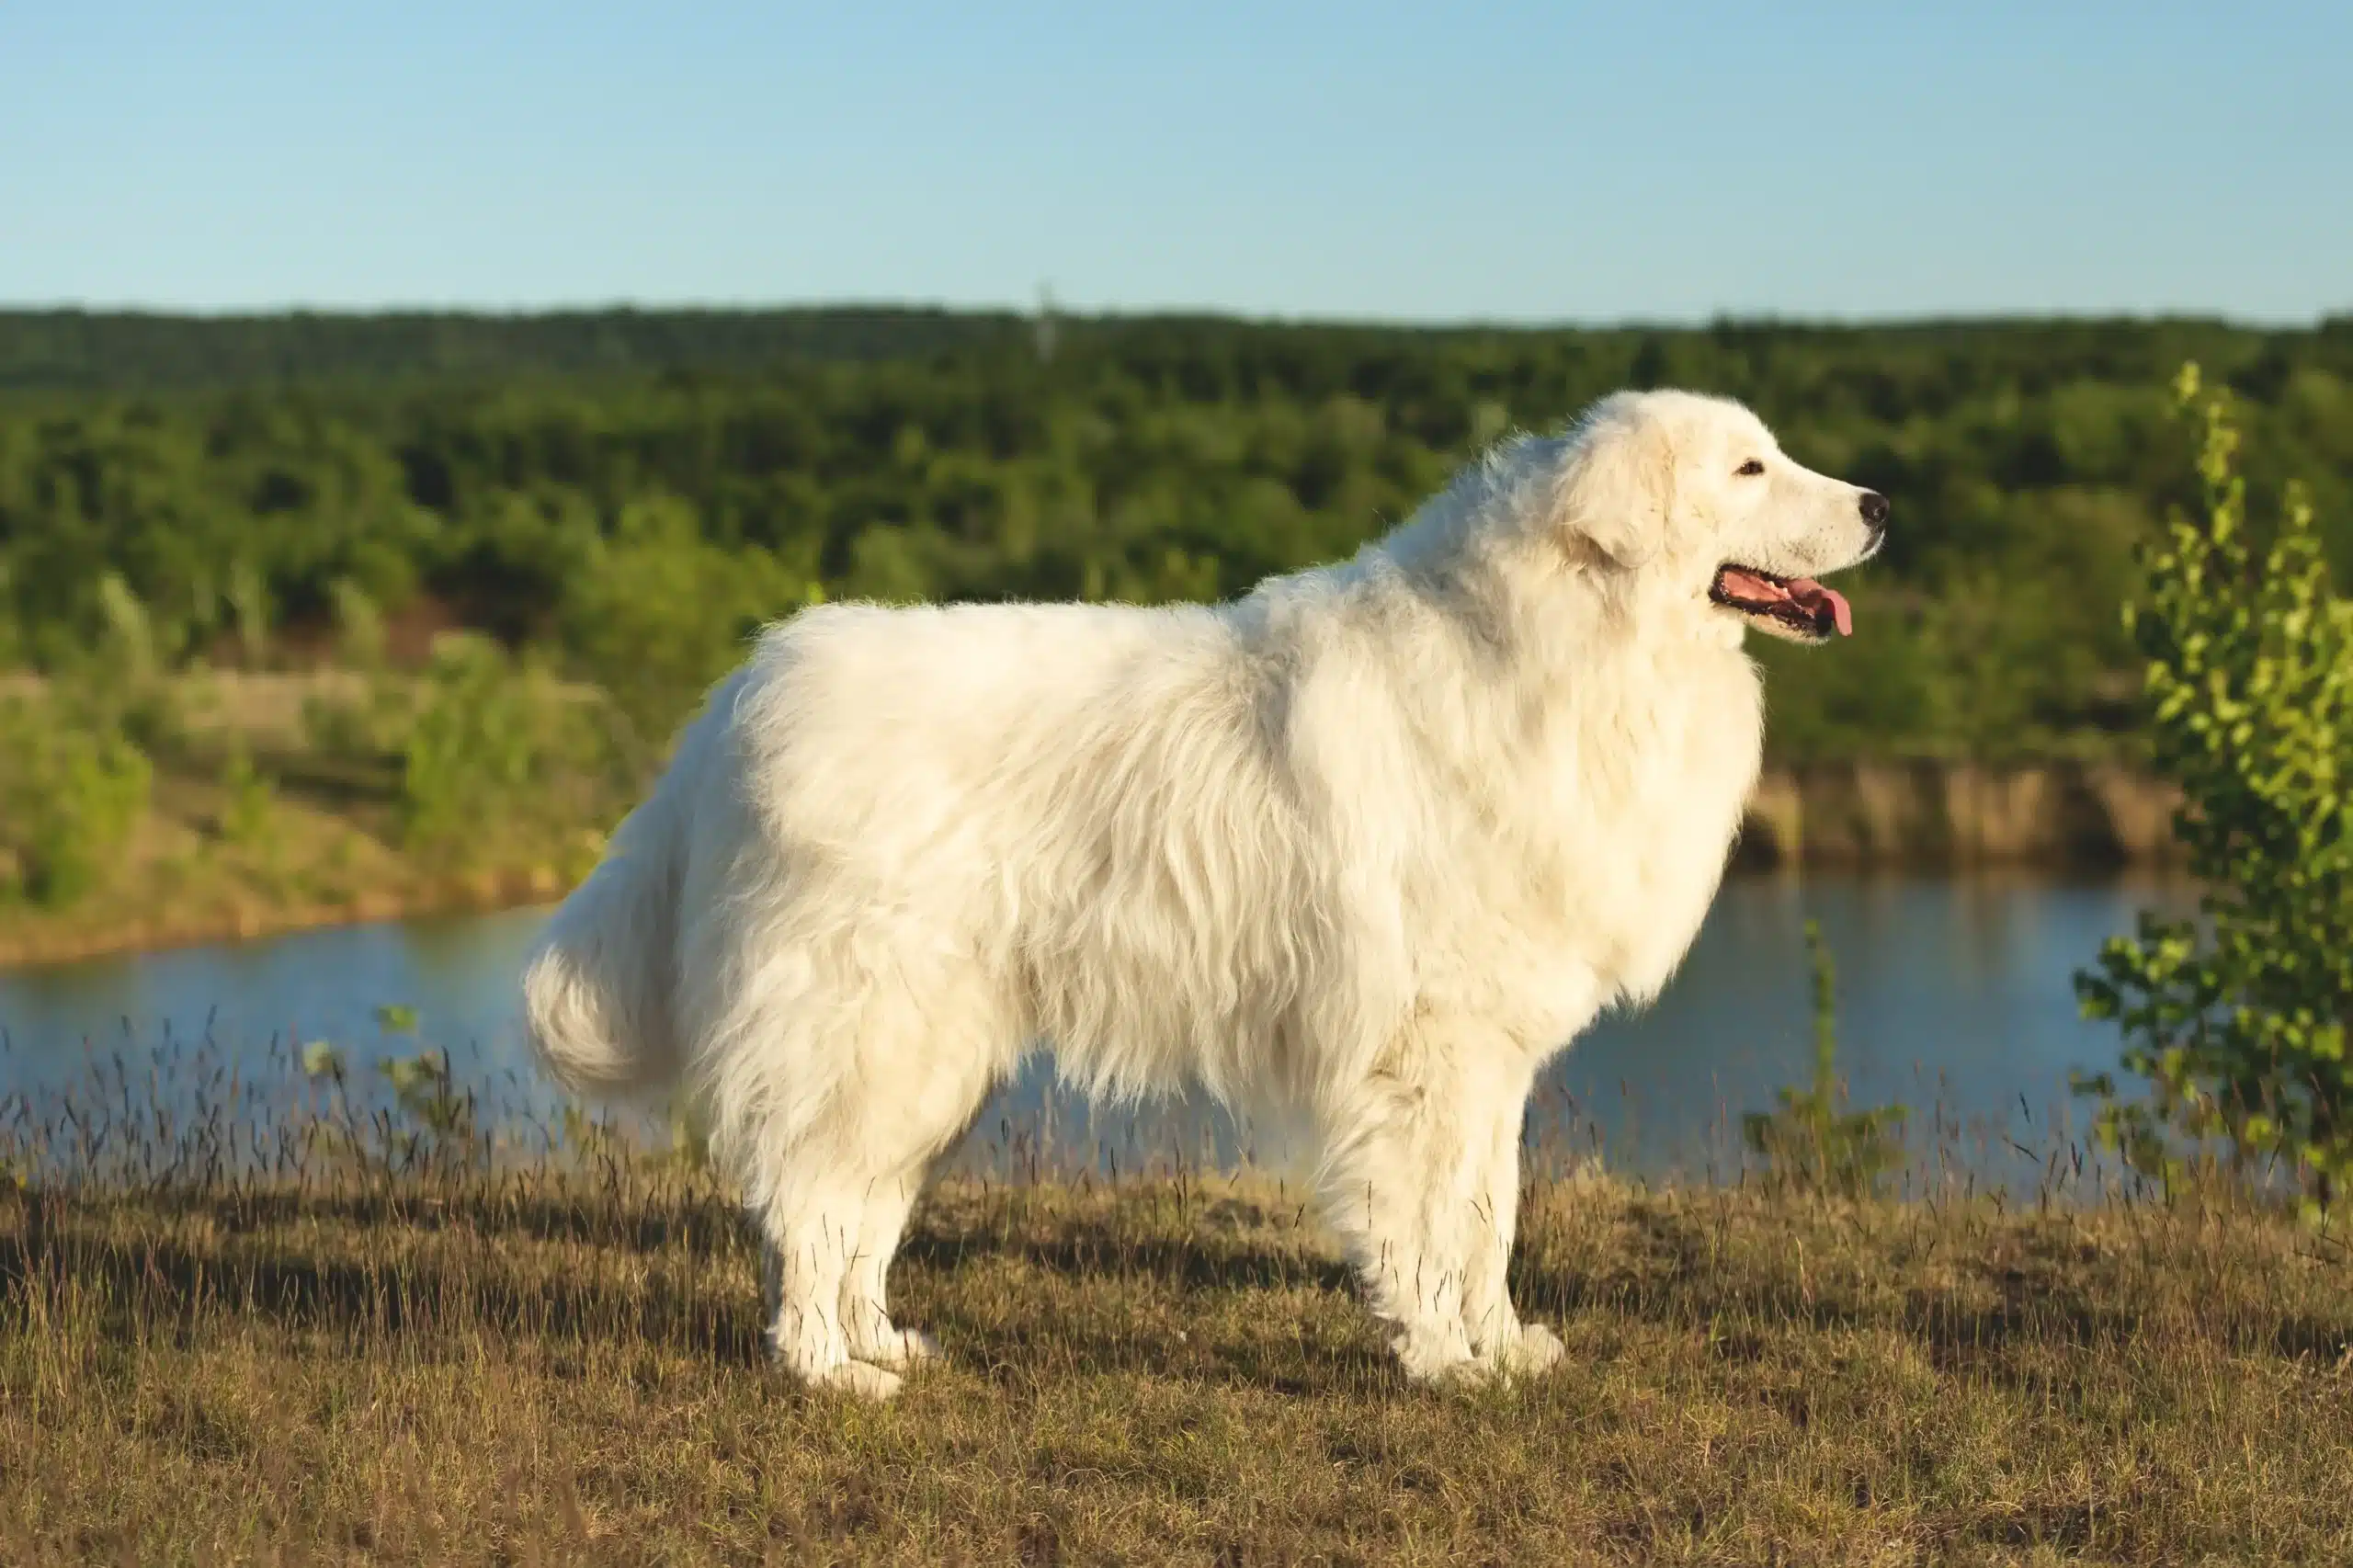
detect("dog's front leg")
[1457,1071,1565,1378]
[1316,1035,1506,1386]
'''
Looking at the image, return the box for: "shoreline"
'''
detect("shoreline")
[0,867,564,971]
[1,758,2187,972]
[1734,758,2182,869]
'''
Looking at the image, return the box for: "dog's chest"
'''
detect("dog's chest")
[1444,642,1764,1037]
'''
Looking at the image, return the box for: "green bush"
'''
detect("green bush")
[216,737,278,853]
[0,579,173,905]
[397,633,611,857]
[296,1006,477,1176]
[555,495,816,750]
[400,634,538,852]
[2076,366,2353,1214]
[0,697,153,907]
[299,677,404,767]
[299,580,410,766]
[74,574,187,757]
[327,577,388,671]
[226,559,271,669]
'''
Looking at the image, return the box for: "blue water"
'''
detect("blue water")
[0,872,2189,1185]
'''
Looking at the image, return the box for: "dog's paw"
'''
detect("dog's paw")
[810,1359,904,1402]
[1484,1321,1566,1379]
[1392,1319,1481,1387]
[857,1328,940,1370]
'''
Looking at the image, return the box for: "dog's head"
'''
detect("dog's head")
[1552,390,1885,642]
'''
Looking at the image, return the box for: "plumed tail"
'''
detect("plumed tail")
[520,756,688,1096]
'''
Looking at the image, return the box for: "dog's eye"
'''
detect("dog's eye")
[1735,460,1766,477]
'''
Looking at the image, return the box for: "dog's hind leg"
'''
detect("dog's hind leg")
[840,983,1016,1370]
[838,1173,934,1369]
[751,971,1014,1395]
[704,986,904,1395]
[758,1182,901,1398]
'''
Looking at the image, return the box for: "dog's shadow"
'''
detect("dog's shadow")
[2,1187,1380,1391]
[898,1210,1358,1298]
[17,1188,2334,1395]
[893,1198,1391,1392]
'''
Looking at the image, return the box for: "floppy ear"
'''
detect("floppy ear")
[1554,404,1674,569]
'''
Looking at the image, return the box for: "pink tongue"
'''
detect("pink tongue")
[1787,578,1853,637]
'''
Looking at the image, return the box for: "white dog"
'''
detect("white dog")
[523,389,1885,1398]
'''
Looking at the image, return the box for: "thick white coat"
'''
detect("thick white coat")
[522,388,1883,1397]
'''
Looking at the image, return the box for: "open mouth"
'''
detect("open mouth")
[1709,564,1853,640]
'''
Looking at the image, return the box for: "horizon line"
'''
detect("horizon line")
[4,298,2347,335]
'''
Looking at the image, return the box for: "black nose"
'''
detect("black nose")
[1859,491,1890,531]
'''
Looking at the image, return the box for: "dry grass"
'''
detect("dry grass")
[5,1096,2352,1567]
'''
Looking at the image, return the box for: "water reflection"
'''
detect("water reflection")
[1,872,2193,1187]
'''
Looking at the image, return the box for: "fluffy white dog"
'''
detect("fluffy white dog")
[523,388,1885,1398]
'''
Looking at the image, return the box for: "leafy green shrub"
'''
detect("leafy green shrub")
[2075,366,2353,1214]
[69,574,187,756]
[377,1048,470,1143]
[327,576,388,670]
[0,697,153,907]
[556,495,816,751]
[0,561,19,670]
[1744,920,1909,1199]
[398,632,609,857]
[216,737,278,853]
[399,634,540,851]
[299,581,410,766]
[374,1001,472,1153]
[227,558,271,669]
[13,578,176,900]
[299,680,402,766]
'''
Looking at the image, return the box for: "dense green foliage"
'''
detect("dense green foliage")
[392,635,597,851]
[6,309,2353,758]
[0,694,152,908]
[0,306,1036,391]
[291,634,623,874]
[2077,367,2353,1213]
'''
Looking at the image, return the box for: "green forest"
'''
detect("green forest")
[6,307,2353,761]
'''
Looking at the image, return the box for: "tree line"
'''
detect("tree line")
[4,308,2350,758]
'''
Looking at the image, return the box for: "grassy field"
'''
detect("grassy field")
[5,1097,2351,1566]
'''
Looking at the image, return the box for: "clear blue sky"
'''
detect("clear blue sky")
[4,1,2347,323]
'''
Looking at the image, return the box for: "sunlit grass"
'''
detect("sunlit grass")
[3,1047,2349,1564]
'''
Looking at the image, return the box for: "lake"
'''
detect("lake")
[0,872,2190,1189]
